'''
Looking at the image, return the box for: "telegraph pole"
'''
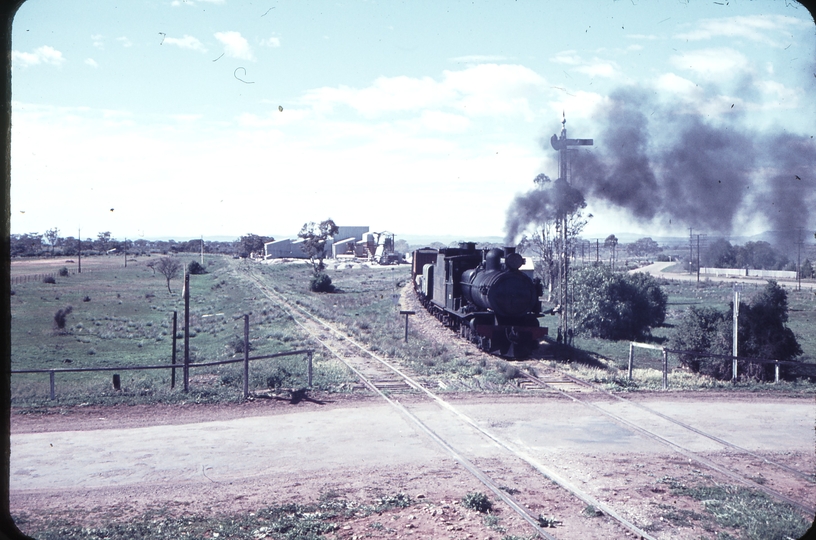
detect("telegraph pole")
[688,227,693,275]
[550,112,593,341]
[732,283,742,381]
[797,227,803,291]
[77,227,81,274]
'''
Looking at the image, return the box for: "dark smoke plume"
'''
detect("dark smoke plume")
[504,174,586,244]
[506,85,816,244]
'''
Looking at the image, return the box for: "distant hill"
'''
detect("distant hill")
[400,235,506,248]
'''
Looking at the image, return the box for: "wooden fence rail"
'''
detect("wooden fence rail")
[11,349,314,401]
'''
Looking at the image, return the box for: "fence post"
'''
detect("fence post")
[171,311,177,389]
[183,272,190,393]
[307,350,313,387]
[662,349,668,390]
[628,343,634,381]
[49,371,55,400]
[243,314,249,400]
[774,361,779,384]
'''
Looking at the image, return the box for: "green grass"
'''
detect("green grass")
[552,275,816,392]
[247,261,529,392]
[659,477,812,540]
[13,491,414,540]
[10,256,354,407]
[12,255,815,405]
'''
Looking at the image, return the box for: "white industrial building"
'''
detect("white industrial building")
[264,226,371,260]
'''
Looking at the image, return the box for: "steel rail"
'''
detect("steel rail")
[243,271,557,539]
[541,364,815,483]
[520,370,815,517]
[244,267,657,540]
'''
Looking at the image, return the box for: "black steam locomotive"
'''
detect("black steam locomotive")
[411,243,547,359]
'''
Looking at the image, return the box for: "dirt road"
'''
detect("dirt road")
[10,392,815,539]
[633,261,816,290]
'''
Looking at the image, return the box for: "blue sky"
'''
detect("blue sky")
[10,0,815,242]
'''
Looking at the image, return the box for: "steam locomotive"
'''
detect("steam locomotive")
[411,243,548,359]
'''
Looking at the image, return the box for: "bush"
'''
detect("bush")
[54,306,73,330]
[58,267,69,277]
[310,272,335,293]
[670,306,733,378]
[461,492,492,513]
[187,260,207,275]
[43,275,56,284]
[572,265,667,340]
[670,281,802,380]
[228,335,253,354]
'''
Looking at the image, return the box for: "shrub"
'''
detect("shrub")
[83,295,91,302]
[187,260,207,275]
[58,267,69,277]
[228,335,253,354]
[43,275,56,284]
[670,281,802,380]
[53,306,73,330]
[572,266,667,340]
[670,306,733,378]
[461,492,492,513]
[310,272,335,293]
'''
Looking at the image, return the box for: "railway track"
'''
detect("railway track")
[242,264,814,538]
[517,362,815,517]
[242,267,664,539]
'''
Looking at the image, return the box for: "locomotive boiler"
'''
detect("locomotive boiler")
[412,242,547,359]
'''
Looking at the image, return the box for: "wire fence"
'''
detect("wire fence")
[11,349,314,401]
[627,341,816,389]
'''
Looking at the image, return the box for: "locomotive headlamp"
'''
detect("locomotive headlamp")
[505,252,524,271]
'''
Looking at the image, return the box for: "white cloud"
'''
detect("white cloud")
[674,14,810,47]
[418,110,471,133]
[164,35,207,52]
[85,58,99,68]
[302,64,547,120]
[669,48,750,81]
[549,50,582,65]
[12,46,65,68]
[260,36,281,48]
[574,61,617,78]
[116,36,133,48]
[753,79,801,109]
[655,72,702,99]
[547,90,606,122]
[91,34,104,49]
[215,31,254,60]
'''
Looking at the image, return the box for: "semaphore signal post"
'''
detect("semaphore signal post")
[550,113,593,343]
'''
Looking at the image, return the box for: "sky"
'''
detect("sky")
[9,0,816,243]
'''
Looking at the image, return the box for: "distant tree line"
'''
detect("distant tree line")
[702,239,793,271]
[9,229,274,259]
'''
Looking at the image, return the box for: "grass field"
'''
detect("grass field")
[10,255,352,407]
[536,274,816,392]
[10,256,816,407]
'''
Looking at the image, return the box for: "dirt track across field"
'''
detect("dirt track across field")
[10,391,815,539]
